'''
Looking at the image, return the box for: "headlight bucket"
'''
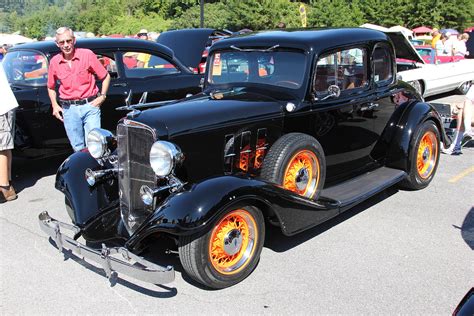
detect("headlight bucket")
[86,128,115,159]
[149,141,184,177]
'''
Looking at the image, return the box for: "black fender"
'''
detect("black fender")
[55,150,118,226]
[126,175,339,252]
[386,101,448,171]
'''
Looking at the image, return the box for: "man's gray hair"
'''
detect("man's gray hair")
[56,27,74,37]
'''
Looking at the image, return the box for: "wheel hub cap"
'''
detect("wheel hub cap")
[295,168,309,191]
[417,131,438,179]
[223,229,242,255]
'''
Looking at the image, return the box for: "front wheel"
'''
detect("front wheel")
[408,80,423,97]
[456,81,472,95]
[399,121,440,190]
[178,205,265,289]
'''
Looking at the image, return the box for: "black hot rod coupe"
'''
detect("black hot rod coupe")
[39,28,449,289]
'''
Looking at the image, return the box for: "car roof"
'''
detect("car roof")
[211,28,390,54]
[9,38,175,59]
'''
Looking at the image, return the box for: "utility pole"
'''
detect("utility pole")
[200,0,204,28]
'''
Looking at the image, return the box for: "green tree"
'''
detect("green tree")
[308,0,364,27]
[171,2,230,29]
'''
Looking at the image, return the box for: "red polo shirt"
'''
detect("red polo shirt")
[47,48,108,100]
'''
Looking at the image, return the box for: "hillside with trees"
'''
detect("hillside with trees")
[0,0,472,39]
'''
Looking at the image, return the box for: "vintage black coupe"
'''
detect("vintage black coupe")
[3,37,203,158]
[39,28,449,289]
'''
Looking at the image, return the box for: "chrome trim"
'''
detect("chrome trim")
[38,211,174,285]
[122,119,158,140]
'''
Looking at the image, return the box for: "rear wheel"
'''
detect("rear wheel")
[408,80,423,97]
[261,133,325,200]
[179,205,264,289]
[399,121,440,190]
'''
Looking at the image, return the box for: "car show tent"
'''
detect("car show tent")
[412,26,433,35]
[0,33,34,46]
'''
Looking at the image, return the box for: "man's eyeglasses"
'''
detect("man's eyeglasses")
[57,39,74,46]
[137,33,148,37]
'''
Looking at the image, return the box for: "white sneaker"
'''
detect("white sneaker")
[441,147,462,155]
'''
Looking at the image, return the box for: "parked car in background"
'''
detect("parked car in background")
[3,38,203,158]
[388,32,474,98]
[157,28,232,74]
[39,28,449,289]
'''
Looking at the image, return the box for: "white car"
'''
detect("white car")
[387,32,474,98]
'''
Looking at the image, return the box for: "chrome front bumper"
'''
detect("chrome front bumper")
[38,211,174,285]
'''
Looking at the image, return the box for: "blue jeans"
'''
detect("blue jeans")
[62,103,101,151]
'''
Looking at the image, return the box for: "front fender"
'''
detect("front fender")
[386,101,448,171]
[55,151,118,226]
[126,175,338,251]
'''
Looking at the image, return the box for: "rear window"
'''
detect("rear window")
[3,50,48,85]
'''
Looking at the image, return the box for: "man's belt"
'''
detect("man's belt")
[60,95,97,106]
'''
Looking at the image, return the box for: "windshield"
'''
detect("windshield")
[2,50,48,85]
[207,50,307,89]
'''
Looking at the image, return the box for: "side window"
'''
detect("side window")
[373,45,393,85]
[122,51,178,78]
[95,53,117,77]
[314,47,367,95]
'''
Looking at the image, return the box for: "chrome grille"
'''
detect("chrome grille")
[117,120,156,234]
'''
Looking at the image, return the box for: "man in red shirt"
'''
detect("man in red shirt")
[47,26,110,151]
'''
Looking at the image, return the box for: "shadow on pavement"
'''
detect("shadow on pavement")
[454,207,474,250]
[12,154,68,193]
[264,186,399,252]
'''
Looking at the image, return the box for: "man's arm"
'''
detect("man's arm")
[47,87,63,122]
[91,73,110,107]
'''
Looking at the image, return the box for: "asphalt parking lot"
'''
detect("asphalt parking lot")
[1,144,473,314]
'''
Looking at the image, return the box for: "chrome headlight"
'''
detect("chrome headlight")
[149,141,184,177]
[86,128,115,159]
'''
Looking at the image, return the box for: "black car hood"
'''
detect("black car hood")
[386,31,425,64]
[132,89,286,137]
[157,28,216,69]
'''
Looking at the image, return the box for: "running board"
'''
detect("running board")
[321,167,407,208]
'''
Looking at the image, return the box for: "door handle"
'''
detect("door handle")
[360,102,379,111]
[112,83,127,87]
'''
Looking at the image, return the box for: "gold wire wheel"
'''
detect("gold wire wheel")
[209,209,258,275]
[417,130,438,179]
[283,150,320,198]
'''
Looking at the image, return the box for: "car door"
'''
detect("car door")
[311,46,379,184]
[3,48,71,154]
[368,43,399,162]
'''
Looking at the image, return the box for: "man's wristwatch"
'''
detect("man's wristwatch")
[97,92,107,99]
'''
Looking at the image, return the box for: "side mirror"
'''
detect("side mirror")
[327,84,341,97]
[317,84,341,101]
